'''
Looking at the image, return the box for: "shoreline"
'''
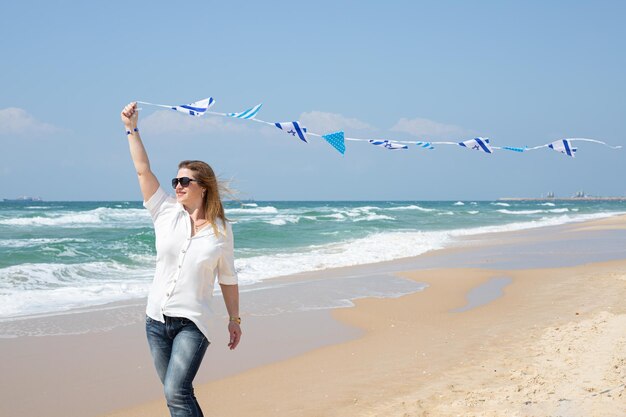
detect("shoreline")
[2,215,626,416]
[3,210,626,323]
[2,201,625,321]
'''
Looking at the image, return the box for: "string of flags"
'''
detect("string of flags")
[136,98,622,158]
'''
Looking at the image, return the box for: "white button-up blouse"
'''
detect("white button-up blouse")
[143,186,238,340]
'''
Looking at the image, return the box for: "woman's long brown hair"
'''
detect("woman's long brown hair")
[178,160,228,236]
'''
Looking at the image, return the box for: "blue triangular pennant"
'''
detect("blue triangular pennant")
[322,131,346,155]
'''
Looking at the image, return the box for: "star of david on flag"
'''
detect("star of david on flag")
[274,121,308,143]
[369,140,409,150]
[459,137,493,154]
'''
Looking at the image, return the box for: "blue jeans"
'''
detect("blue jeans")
[146,315,210,417]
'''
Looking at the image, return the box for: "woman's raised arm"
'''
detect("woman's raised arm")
[121,102,160,202]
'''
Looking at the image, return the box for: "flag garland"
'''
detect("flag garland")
[136,98,622,158]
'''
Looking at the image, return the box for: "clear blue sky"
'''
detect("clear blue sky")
[1,1,624,200]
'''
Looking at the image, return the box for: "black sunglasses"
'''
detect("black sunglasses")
[171,177,198,188]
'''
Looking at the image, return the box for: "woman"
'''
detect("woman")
[121,102,242,417]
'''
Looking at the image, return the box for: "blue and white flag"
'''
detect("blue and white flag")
[548,139,577,157]
[369,140,409,150]
[171,97,215,116]
[137,97,215,116]
[415,141,434,150]
[274,121,308,143]
[323,131,346,155]
[227,103,263,119]
[459,137,493,154]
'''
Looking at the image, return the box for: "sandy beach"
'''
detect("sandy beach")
[2,215,625,417]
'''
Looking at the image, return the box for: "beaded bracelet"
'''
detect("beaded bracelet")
[125,127,139,135]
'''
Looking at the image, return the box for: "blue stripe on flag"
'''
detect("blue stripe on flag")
[236,111,249,118]
[563,140,573,156]
[293,122,307,143]
[179,105,207,113]
[229,103,262,119]
[475,138,491,153]
[237,107,255,119]
[245,104,262,119]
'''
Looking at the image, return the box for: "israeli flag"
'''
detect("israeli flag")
[227,103,263,119]
[548,139,577,157]
[171,97,215,116]
[459,137,493,154]
[369,140,409,150]
[274,121,308,143]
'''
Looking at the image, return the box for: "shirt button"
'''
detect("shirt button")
[166,292,170,296]
[178,264,182,269]
[181,249,186,253]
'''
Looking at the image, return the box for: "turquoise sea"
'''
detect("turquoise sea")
[1,199,625,319]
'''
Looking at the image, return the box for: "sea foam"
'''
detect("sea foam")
[0,207,149,227]
[0,261,154,318]
[234,211,624,285]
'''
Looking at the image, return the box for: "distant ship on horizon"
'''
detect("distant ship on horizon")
[500,190,626,201]
[3,196,43,202]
